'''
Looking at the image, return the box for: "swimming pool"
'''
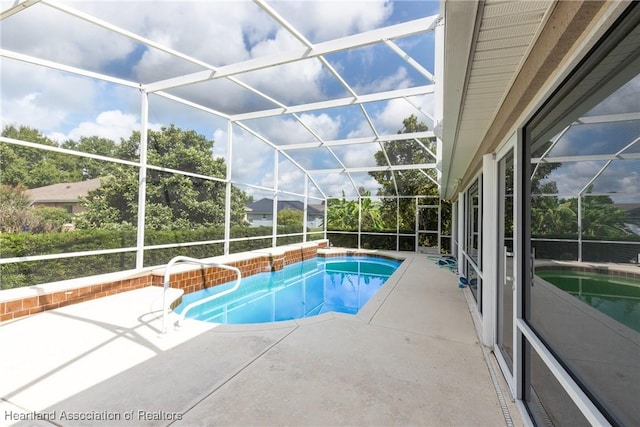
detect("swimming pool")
[537,270,640,333]
[174,256,401,324]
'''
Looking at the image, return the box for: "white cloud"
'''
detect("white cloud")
[272,161,307,194]
[271,117,318,144]
[346,119,377,139]
[2,1,409,132]
[242,113,342,146]
[588,73,640,116]
[131,2,269,82]
[1,3,136,70]
[353,66,412,94]
[239,58,327,105]
[1,0,434,200]
[55,110,162,143]
[547,160,640,204]
[125,1,391,106]
[2,92,66,131]
[297,113,342,141]
[212,128,228,159]
[219,127,277,188]
[0,62,99,131]
[239,28,329,104]
[340,144,380,168]
[222,112,344,191]
[312,172,359,198]
[271,0,393,42]
[548,161,605,196]
[372,96,434,134]
[350,173,383,194]
[1,59,149,142]
[614,171,639,199]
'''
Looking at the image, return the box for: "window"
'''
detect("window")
[464,177,482,308]
[523,4,640,424]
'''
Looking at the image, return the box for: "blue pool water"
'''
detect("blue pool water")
[174,256,401,324]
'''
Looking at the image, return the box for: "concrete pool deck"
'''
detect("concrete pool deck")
[0,252,523,426]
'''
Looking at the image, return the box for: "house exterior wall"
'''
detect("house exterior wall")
[247,213,273,227]
[31,201,84,214]
[454,2,639,425]
[246,213,323,228]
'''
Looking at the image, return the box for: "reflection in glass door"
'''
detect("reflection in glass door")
[497,149,514,372]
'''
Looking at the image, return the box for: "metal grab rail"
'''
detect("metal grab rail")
[162,256,242,333]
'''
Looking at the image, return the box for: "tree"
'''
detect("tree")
[278,209,304,227]
[76,125,248,230]
[369,115,439,231]
[530,195,577,237]
[326,192,359,230]
[0,185,70,233]
[528,154,631,240]
[29,207,72,233]
[568,191,630,239]
[61,136,119,179]
[0,185,32,232]
[1,125,82,188]
[1,125,121,188]
[359,191,384,231]
[370,115,438,197]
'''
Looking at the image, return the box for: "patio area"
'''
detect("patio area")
[0,252,521,426]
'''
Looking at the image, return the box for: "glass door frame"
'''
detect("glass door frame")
[493,132,523,399]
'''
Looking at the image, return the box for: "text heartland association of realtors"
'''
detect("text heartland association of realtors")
[4,409,183,422]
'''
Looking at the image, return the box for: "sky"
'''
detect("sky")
[0,0,441,199]
[534,74,640,204]
[2,0,638,206]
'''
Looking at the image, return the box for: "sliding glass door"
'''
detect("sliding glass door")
[522,4,640,424]
[496,148,514,374]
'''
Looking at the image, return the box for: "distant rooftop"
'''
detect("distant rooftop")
[26,178,102,204]
[247,198,324,215]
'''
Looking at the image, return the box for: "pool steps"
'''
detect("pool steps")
[161,256,243,334]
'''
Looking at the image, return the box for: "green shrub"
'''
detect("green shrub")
[0,225,324,289]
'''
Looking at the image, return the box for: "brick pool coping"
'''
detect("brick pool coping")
[0,241,408,323]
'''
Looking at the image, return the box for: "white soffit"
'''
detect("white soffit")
[442,0,553,199]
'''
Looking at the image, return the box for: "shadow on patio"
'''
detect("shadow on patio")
[1,253,520,426]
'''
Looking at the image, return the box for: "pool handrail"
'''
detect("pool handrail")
[162,255,242,333]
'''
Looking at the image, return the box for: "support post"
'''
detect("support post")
[457,191,465,275]
[135,90,149,269]
[224,120,233,255]
[303,175,309,242]
[272,151,279,248]
[482,153,496,347]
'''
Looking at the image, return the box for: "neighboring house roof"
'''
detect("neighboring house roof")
[309,204,325,214]
[246,198,324,215]
[27,178,102,204]
[616,203,640,212]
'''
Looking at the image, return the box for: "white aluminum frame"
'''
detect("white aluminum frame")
[0,0,445,273]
